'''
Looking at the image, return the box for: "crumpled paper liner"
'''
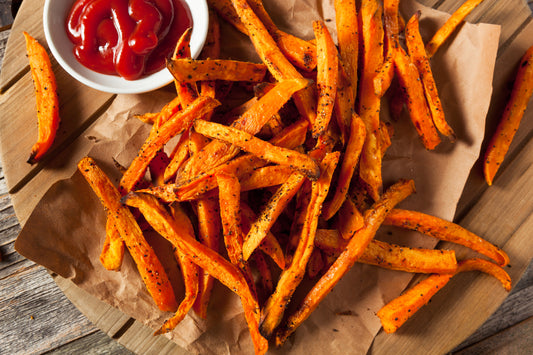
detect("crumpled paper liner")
[15,0,500,354]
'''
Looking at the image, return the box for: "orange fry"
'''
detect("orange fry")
[119,96,220,194]
[334,0,359,100]
[78,157,178,312]
[315,229,457,274]
[383,208,510,266]
[358,0,385,200]
[259,152,340,338]
[312,20,338,138]
[484,44,533,185]
[335,197,365,239]
[23,32,60,164]
[167,58,267,83]
[426,0,486,57]
[99,216,125,271]
[193,119,321,180]
[322,113,366,220]
[394,47,441,150]
[229,0,317,125]
[192,196,221,318]
[377,257,511,333]
[243,172,305,261]
[276,179,415,345]
[177,79,309,182]
[122,192,267,354]
[405,12,456,141]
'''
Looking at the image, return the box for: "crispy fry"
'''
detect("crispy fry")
[377,273,453,333]
[167,58,267,83]
[119,96,220,194]
[260,152,340,338]
[406,12,456,141]
[78,157,178,312]
[334,0,359,100]
[247,0,318,71]
[208,0,317,71]
[192,196,221,318]
[239,166,296,192]
[241,202,286,270]
[334,65,355,144]
[377,257,511,333]
[164,132,190,183]
[426,0,486,57]
[335,197,365,239]
[383,208,510,266]
[122,192,267,353]
[230,0,317,125]
[394,47,441,150]
[172,28,199,102]
[312,20,338,138]
[484,44,533,185]
[99,216,125,271]
[177,79,309,182]
[24,32,60,165]
[193,119,321,180]
[315,229,457,274]
[322,113,366,220]
[358,0,385,200]
[276,179,415,345]
[243,172,305,261]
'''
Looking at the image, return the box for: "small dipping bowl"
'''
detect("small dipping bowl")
[43,0,209,94]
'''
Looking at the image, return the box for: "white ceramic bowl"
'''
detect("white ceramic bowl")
[43,0,209,94]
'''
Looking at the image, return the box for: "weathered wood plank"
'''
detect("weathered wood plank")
[43,329,134,355]
[0,265,97,355]
[454,316,533,354]
[0,0,43,92]
[453,261,533,351]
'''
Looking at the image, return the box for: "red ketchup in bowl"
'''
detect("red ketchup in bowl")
[66,0,192,80]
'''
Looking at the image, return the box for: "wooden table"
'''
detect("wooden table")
[0,0,532,354]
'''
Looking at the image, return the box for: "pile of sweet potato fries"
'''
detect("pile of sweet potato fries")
[65,0,533,353]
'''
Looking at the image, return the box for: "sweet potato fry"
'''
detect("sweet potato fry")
[247,0,318,71]
[312,20,338,138]
[484,44,533,185]
[240,202,286,270]
[259,152,340,338]
[334,0,359,99]
[373,0,400,98]
[358,0,385,200]
[24,32,60,164]
[334,197,365,239]
[425,0,486,58]
[315,229,457,274]
[119,96,220,194]
[193,119,321,180]
[239,166,296,192]
[99,216,125,271]
[192,196,221,318]
[394,46,441,150]
[163,132,190,183]
[275,179,415,345]
[208,0,317,71]
[122,192,267,354]
[377,257,511,333]
[167,58,267,83]
[377,273,453,333]
[78,157,178,312]
[322,113,366,220]
[177,79,309,182]
[405,12,456,141]
[230,0,317,125]
[334,65,355,144]
[243,172,305,261]
[383,208,510,266]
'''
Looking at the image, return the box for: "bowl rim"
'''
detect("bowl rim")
[43,0,209,94]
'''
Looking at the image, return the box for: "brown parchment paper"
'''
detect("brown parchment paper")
[15,0,501,354]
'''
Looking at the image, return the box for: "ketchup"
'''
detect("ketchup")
[66,0,192,80]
